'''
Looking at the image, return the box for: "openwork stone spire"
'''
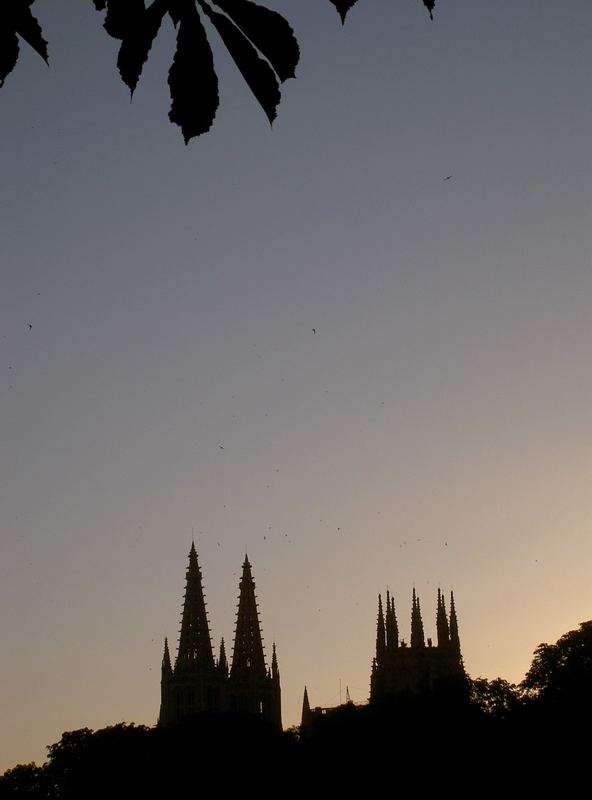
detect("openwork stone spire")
[175,542,215,673]
[230,555,267,680]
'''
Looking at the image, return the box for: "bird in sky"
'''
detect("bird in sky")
[444,175,453,181]
[27,324,32,330]
[312,328,316,334]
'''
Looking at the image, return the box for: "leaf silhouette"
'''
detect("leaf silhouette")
[0,0,48,87]
[201,2,280,123]
[167,0,183,28]
[0,28,19,88]
[168,2,219,143]
[327,0,360,24]
[423,0,436,20]
[13,1,49,64]
[212,0,299,82]
[117,0,168,95]
[102,0,145,40]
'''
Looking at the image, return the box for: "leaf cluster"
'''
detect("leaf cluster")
[1,0,437,142]
[0,0,48,88]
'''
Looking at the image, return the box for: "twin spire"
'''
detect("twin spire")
[159,545,281,727]
[167,546,275,680]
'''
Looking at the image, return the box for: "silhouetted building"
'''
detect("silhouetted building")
[301,588,466,729]
[300,684,364,732]
[370,588,465,701]
[158,544,281,728]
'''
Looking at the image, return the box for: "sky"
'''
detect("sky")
[1,0,591,772]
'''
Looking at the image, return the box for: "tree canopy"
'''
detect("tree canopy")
[0,0,436,142]
[522,620,592,710]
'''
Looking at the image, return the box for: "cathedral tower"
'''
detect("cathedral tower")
[370,588,466,703]
[158,547,281,727]
[158,543,226,725]
[228,556,282,727]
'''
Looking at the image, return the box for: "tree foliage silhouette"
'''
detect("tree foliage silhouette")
[0,0,437,142]
[522,620,592,711]
[469,677,522,720]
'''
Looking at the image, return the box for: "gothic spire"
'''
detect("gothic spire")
[218,637,228,676]
[410,587,425,648]
[385,590,399,651]
[436,588,450,647]
[449,590,460,653]
[230,555,267,680]
[376,594,386,662]
[272,642,280,682]
[161,637,172,679]
[175,543,215,673]
[301,685,312,729]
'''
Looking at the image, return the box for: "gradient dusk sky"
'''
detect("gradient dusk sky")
[1,0,591,772]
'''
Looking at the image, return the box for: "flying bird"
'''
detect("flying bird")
[312,328,316,334]
[27,324,32,330]
[443,175,453,181]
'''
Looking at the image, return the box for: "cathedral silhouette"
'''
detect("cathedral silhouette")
[158,544,281,728]
[302,587,465,725]
[370,587,465,700]
[160,546,465,731]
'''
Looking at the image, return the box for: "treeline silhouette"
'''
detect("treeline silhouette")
[2,621,590,796]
